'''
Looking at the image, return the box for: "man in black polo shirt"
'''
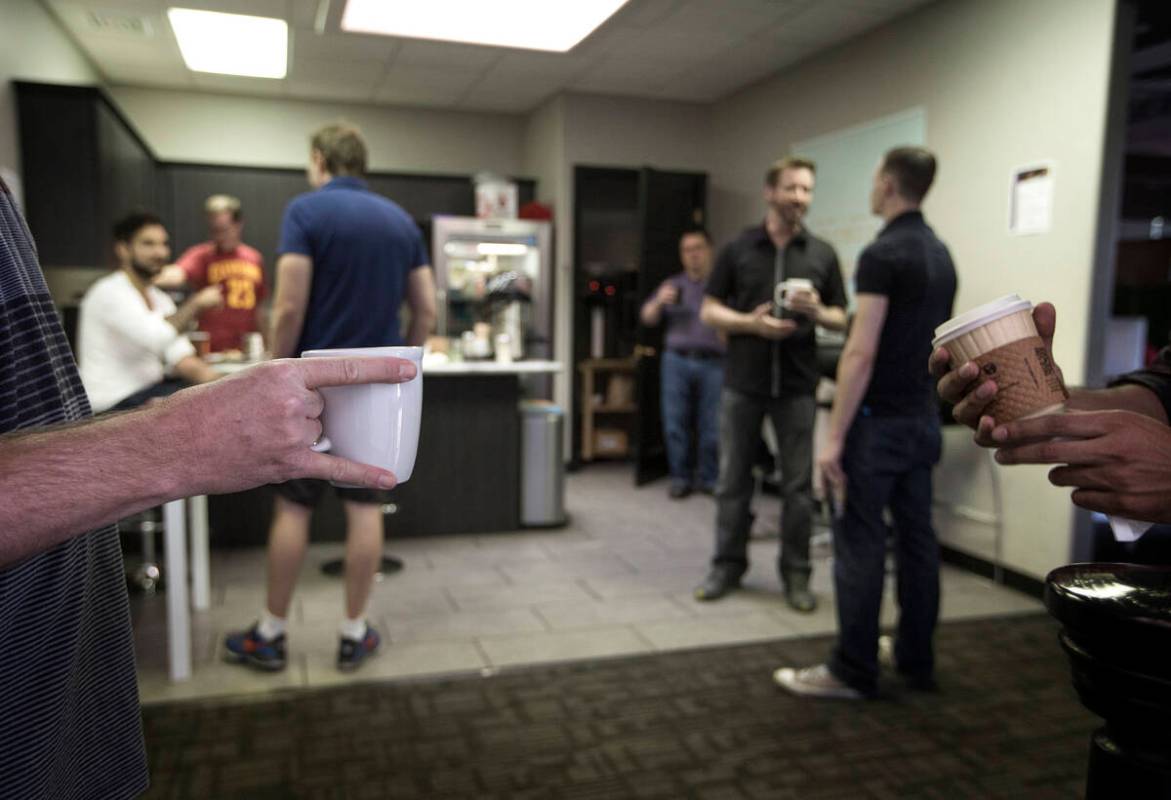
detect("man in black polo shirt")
[695,157,848,611]
[775,147,956,699]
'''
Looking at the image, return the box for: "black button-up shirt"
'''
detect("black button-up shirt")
[706,224,847,397]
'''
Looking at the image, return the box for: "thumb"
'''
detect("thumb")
[1033,302,1057,351]
[304,452,398,490]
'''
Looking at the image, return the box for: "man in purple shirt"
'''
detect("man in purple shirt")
[640,229,726,498]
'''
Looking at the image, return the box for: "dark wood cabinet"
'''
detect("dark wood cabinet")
[16,82,156,268]
[570,165,707,482]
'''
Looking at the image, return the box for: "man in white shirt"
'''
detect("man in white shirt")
[79,212,221,412]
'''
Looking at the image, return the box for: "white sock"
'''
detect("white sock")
[339,616,367,641]
[257,610,286,641]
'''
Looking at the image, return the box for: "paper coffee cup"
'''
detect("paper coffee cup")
[933,294,1068,423]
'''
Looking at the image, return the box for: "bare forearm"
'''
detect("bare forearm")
[827,348,876,441]
[640,299,663,327]
[815,306,848,332]
[700,301,754,334]
[166,296,204,333]
[172,355,219,385]
[1066,384,1169,425]
[0,409,188,566]
[270,306,305,359]
[405,308,436,347]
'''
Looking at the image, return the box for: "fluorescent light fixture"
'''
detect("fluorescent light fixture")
[341,0,629,52]
[477,242,529,256]
[168,8,288,78]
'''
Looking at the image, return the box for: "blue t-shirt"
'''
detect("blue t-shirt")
[277,176,429,352]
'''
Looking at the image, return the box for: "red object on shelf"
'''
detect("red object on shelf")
[519,201,553,220]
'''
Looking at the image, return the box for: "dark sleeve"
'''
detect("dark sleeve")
[277,201,311,257]
[854,245,895,297]
[1109,347,1171,421]
[705,242,735,302]
[821,246,849,308]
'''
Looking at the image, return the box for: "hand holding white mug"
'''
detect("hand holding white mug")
[303,346,424,487]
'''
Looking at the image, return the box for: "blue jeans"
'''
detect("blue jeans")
[712,388,816,582]
[828,414,942,695]
[660,350,723,488]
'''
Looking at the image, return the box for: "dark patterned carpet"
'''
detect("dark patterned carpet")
[141,614,1092,799]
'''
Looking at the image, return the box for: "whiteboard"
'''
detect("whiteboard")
[793,107,927,306]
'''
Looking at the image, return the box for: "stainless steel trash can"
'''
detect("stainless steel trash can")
[519,400,567,527]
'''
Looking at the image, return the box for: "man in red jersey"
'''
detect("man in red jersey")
[159,194,267,352]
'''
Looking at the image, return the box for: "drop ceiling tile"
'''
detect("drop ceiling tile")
[292,30,399,62]
[287,55,385,93]
[394,40,505,71]
[654,0,801,39]
[373,64,482,107]
[606,0,685,30]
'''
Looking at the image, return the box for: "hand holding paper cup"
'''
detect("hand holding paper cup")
[303,346,423,487]
[933,294,1068,423]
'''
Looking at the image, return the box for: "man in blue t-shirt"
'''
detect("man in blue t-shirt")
[225,124,437,673]
[775,147,957,700]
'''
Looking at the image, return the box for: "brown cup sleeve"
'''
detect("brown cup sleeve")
[973,336,1069,423]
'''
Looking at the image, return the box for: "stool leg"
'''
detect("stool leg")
[163,499,191,682]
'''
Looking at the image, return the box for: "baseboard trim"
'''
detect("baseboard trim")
[940,545,1046,600]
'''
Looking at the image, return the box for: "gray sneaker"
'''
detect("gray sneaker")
[694,568,740,601]
[783,574,817,613]
[773,664,863,700]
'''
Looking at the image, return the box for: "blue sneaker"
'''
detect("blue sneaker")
[337,624,381,672]
[224,624,287,671]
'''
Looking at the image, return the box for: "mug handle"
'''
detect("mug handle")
[310,436,332,453]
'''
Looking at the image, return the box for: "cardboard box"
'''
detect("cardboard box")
[593,428,629,457]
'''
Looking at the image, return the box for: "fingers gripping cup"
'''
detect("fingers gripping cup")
[302,346,423,487]
[933,294,1068,422]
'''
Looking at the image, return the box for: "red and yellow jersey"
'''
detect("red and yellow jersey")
[176,242,266,352]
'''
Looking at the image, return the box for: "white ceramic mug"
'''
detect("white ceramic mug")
[301,346,424,486]
[774,277,814,310]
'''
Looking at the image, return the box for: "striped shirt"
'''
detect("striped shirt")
[0,180,148,797]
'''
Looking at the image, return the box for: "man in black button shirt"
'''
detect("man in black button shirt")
[774,147,957,699]
[694,157,848,611]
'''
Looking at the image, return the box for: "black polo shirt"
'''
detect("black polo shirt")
[856,211,957,417]
[706,224,846,397]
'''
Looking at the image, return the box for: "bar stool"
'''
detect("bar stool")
[119,508,163,592]
[1044,562,1171,798]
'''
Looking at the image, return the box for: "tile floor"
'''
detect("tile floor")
[131,463,1042,704]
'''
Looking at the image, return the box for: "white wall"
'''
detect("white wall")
[709,0,1118,580]
[107,86,527,176]
[0,0,99,196]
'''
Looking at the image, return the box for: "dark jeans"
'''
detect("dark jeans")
[829,414,942,695]
[661,350,724,488]
[712,388,815,582]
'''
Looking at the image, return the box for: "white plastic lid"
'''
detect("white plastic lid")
[932,294,1032,347]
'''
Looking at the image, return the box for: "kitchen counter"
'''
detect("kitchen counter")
[212,358,562,376]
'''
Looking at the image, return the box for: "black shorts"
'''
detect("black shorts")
[273,478,388,508]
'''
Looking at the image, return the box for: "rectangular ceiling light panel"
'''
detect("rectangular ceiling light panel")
[341,0,629,52]
[168,8,288,78]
